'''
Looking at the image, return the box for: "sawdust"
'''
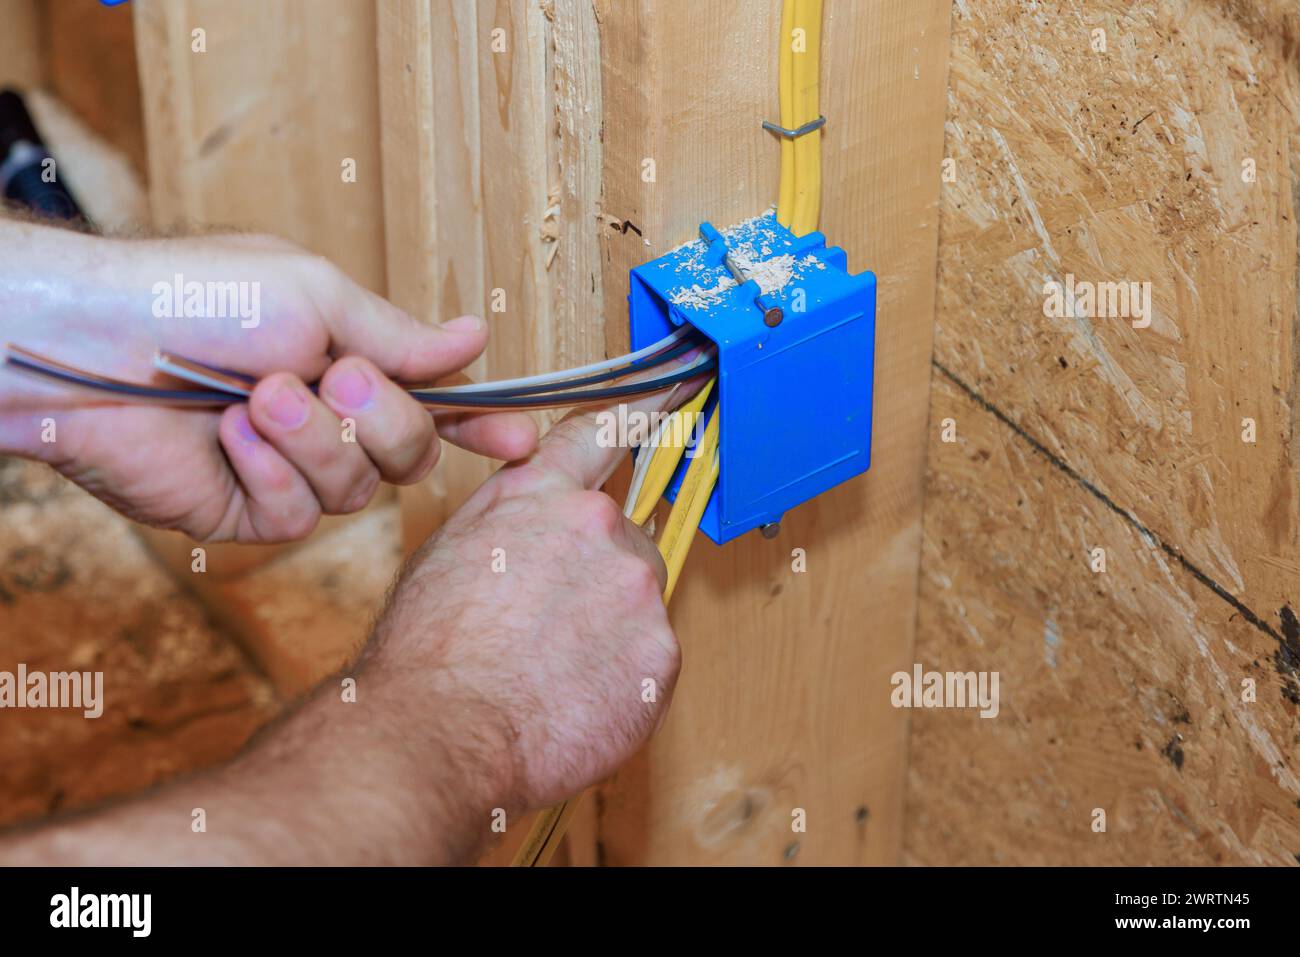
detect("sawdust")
[669,276,737,308]
[665,211,828,311]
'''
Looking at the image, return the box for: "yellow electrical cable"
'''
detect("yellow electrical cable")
[629,378,716,525]
[508,796,582,868]
[790,0,823,236]
[660,453,719,605]
[776,0,796,228]
[653,409,720,601]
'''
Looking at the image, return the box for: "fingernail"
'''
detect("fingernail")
[234,407,260,443]
[326,366,375,410]
[264,381,309,429]
[441,314,484,333]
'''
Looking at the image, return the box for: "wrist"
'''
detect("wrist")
[362,622,521,827]
[0,221,108,458]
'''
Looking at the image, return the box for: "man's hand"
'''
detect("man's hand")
[366,390,683,815]
[0,221,537,542]
[0,389,685,865]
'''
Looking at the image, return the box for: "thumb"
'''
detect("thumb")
[522,371,709,492]
[314,264,489,384]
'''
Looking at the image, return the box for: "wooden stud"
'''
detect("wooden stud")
[387,0,951,864]
[0,0,43,90]
[133,0,386,293]
[592,0,953,865]
[379,0,493,550]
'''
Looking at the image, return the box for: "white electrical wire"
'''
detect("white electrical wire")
[623,405,673,517]
[438,325,692,394]
[152,355,252,396]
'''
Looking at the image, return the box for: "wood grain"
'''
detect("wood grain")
[909,0,1300,863]
[0,0,43,89]
[379,0,493,550]
[593,0,953,865]
[911,374,1300,864]
[133,0,386,293]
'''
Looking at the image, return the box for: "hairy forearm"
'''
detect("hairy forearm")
[0,647,509,866]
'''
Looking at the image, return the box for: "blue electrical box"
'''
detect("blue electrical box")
[628,211,876,544]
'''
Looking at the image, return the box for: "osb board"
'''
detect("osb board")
[909,0,1300,863]
[910,376,1300,865]
[594,0,952,865]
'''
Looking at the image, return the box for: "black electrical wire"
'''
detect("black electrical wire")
[3,351,243,404]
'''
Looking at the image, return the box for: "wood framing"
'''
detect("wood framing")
[0,0,43,90]
[380,0,564,550]
[383,0,952,864]
[133,0,386,294]
[11,0,1299,867]
[380,0,605,555]
[592,0,952,866]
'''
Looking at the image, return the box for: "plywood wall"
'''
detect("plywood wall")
[908,0,1300,865]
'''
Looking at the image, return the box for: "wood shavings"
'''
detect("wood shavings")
[666,211,827,309]
[669,276,738,308]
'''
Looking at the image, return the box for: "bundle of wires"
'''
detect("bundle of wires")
[512,0,824,867]
[1,325,715,412]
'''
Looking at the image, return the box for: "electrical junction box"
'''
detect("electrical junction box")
[628,211,876,544]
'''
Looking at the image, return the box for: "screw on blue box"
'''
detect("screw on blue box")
[628,211,876,544]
